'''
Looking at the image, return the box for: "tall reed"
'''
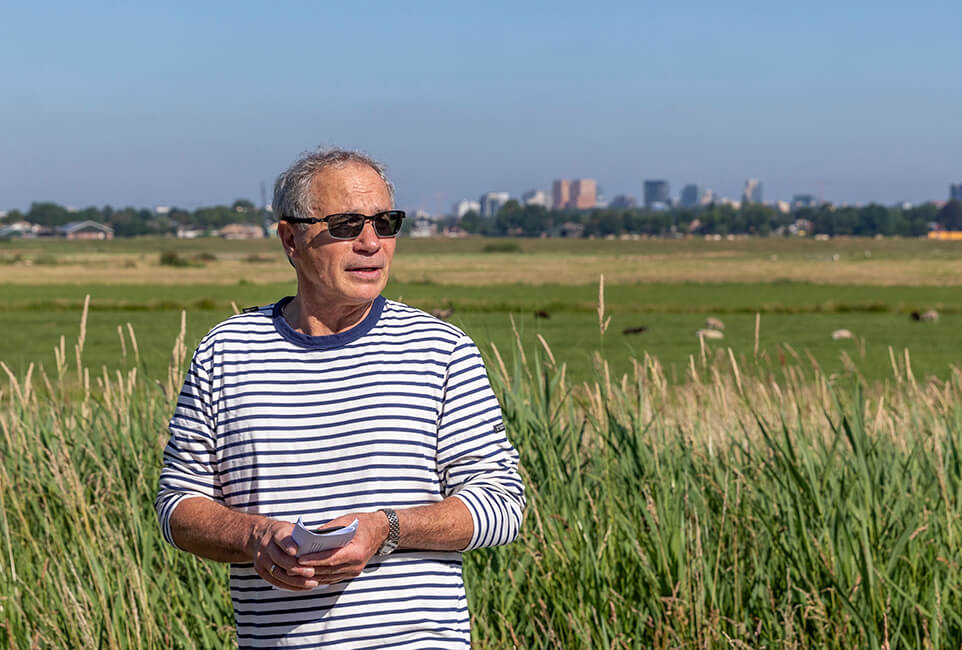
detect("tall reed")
[2,305,962,648]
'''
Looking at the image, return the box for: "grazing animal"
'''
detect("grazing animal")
[622,326,648,335]
[431,308,454,320]
[832,329,854,340]
[534,310,550,319]
[705,317,725,331]
[696,328,724,340]
[911,311,921,321]
[921,309,939,322]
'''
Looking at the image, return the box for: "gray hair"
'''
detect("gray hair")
[273,147,395,231]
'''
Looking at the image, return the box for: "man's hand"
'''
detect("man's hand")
[170,497,319,592]
[296,511,389,584]
[246,518,322,591]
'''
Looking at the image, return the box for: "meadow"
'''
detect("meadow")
[1,235,961,384]
[2,235,962,647]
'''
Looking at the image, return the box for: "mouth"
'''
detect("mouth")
[345,265,383,279]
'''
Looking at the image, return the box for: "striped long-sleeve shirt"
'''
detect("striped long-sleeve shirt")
[156,296,525,649]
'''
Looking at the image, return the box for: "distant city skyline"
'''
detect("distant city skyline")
[2,2,960,213]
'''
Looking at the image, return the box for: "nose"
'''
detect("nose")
[353,218,382,252]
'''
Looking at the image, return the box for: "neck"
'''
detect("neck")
[284,294,375,336]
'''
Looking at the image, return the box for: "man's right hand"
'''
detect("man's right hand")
[170,497,320,591]
[246,518,321,591]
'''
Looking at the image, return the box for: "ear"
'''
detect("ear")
[277,220,298,258]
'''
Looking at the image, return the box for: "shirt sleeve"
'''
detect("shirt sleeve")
[155,347,221,549]
[436,335,526,551]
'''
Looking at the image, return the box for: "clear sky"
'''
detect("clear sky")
[2,0,960,213]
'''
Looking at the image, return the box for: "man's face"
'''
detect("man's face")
[283,163,396,309]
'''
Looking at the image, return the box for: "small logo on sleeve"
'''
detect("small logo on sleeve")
[493,422,506,434]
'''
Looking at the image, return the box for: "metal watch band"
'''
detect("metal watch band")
[376,508,400,556]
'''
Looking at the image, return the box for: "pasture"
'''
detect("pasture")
[1,235,961,384]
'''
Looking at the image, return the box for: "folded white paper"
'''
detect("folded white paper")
[291,517,358,555]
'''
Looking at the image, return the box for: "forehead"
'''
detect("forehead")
[309,163,391,213]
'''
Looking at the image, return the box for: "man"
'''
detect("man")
[156,148,525,648]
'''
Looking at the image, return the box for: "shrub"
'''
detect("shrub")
[481,241,523,253]
[159,251,192,267]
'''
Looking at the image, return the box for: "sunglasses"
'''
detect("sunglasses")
[282,210,406,240]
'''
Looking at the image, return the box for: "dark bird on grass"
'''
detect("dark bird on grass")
[534,310,550,319]
[431,308,454,320]
[622,326,648,335]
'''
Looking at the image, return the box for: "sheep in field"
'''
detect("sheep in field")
[705,317,725,331]
[911,309,939,322]
[696,328,724,340]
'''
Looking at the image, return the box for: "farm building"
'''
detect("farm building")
[218,223,265,239]
[0,221,53,238]
[57,220,114,240]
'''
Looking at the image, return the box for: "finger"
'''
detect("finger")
[265,547,316,578]
[260,560,319,591]
[276,534,299,557]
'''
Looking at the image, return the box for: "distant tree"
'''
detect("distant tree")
[232,199,256,213]
[459,210,482,234]
[1,209,24,224]
[27,202,72,226]
[168,207,192,225]
[856,204,893,236]
[900,203,936,236]
[938,200,962,230]
[494,200,524,236]
[194,205,259,228]
[108,206,152,237]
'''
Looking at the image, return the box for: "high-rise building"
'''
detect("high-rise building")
[522,190,548,207]
[479,192,510,218]
[680,184,712,208]
[680,185,700,208]
[570,179,597,210]
[608,195,636,209]
[452,199,481,218]
[742,179,762,204]
[951,184,962,201]
[643,180,670,209]
[552,180,571,210]
[552,179,597,209]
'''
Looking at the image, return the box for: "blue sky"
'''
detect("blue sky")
[2,0,960,213]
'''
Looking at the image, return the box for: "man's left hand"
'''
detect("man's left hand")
[295,510,388,584]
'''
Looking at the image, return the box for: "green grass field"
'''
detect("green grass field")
[2,278,959,385]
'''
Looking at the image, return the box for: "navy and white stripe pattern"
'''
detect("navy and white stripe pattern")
[156,296,525,648]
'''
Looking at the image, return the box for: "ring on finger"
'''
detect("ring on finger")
[269,563,277,577]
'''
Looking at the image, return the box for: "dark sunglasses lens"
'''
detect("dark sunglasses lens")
[328,215,366,239]
[373,212,404,237]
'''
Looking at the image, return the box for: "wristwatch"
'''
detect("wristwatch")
[376,508,400,556]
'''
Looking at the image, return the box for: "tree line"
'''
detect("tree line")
[5,198,962,238]
[458,199,962,238]
[1,200,263,237]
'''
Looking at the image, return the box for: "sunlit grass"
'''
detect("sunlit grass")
[3,294,962,647]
